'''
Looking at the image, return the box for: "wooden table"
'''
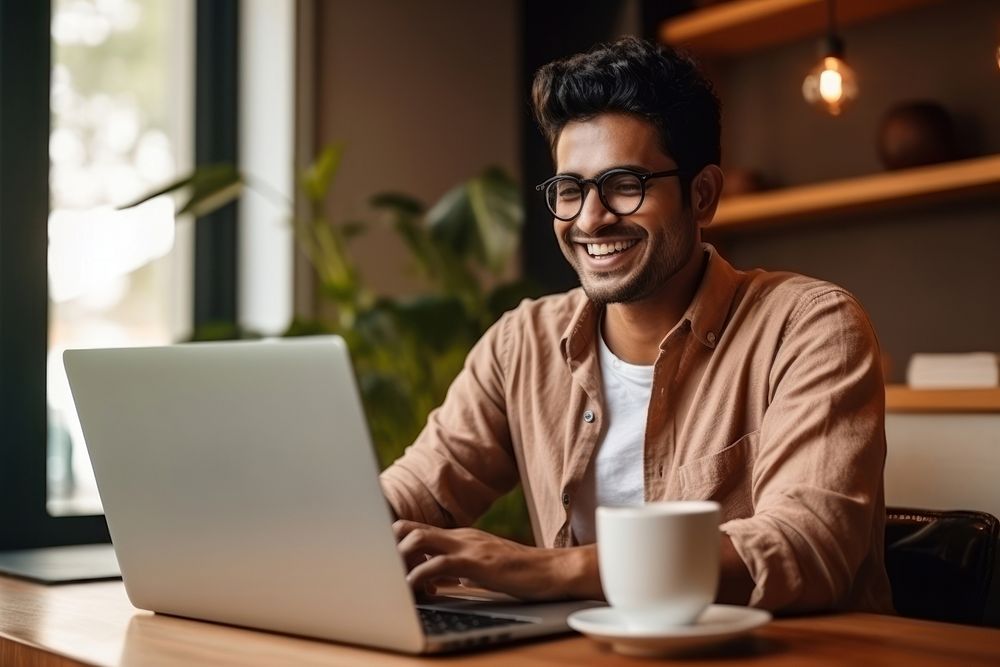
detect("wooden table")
[2,576,999,666]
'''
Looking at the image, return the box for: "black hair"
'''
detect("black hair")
[531,36,721,195]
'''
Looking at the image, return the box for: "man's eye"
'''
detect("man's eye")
[557,186,582,200]
[612,183,641,195]
[606,175,642,195]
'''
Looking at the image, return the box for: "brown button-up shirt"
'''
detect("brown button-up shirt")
[381,244,894,614]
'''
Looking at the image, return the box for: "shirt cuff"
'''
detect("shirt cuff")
[380,464,452,527]
[720,515,807,611]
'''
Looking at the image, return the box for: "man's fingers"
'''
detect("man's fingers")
[394,522,460,572]
[407,554,467,591]
[397,525,449,555]
[392,519,426,541]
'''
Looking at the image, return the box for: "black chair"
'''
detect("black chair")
[885,507,999,626]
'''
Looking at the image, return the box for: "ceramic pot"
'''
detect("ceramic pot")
[877,101,959,170]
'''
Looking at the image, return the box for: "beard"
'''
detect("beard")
[562,213,697,306]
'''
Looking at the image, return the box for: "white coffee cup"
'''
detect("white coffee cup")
[596,501,721,630]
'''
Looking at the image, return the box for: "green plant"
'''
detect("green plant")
[126,145,538,542]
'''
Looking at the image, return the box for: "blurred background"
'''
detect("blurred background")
[2,0,998,551]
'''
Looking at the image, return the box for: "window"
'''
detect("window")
[0,0,241,550]
[47,0,196,517]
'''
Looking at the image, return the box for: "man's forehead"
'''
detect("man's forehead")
[554,113,669,173]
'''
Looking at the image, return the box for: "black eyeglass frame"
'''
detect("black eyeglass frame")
[534,168,682,221]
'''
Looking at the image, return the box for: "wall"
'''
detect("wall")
[312,0,520,298]
[885,413,1000,517]
[714,0,1000,382]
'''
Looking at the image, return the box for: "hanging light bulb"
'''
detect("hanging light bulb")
[802,0,858,116]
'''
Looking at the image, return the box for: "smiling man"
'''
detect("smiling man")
[381,36,894,614]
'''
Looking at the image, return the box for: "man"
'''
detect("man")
[382,36,893,614]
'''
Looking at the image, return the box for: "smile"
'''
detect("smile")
[585,239,639,257]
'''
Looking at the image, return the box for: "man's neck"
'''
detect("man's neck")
[601,246,707,365]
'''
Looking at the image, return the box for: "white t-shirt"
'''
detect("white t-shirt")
[569,329,653,544]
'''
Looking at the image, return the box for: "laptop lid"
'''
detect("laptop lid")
[64,337,426,653]
[64,337,595,654]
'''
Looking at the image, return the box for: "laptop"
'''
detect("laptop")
[63,337,596,654]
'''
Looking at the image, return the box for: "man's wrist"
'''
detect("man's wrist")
[542,544,604,600]
[718,533,754,605]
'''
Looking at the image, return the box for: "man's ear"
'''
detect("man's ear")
[688,165,724,227]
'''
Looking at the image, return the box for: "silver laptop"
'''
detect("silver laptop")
[63,337,595,654]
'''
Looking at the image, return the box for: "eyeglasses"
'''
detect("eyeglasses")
[535,168,681,221]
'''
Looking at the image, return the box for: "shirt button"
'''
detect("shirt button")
[562,492,570,508]
[583,410,595,423]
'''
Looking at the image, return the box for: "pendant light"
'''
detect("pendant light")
[802,0,858,116]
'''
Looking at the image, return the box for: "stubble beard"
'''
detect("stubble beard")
[568,215,697,307]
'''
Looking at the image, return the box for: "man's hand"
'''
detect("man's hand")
[392,520,752,605]
[392,520,603,601]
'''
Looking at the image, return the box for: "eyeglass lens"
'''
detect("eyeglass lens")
[545,172,644,219]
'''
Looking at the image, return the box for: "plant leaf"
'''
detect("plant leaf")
[358,371,421,468]
[118,163,243,217]
[426,182,478,258]
[370,192,425,217]
[370,192,439,279]
[179,179,244,217]
[341,219,369,240]
[468,167,523,274]
[486,279,542,321]
[117,172,196,210]
[301,144,344,202]
[282,317,336,337]
[390,295,472,353]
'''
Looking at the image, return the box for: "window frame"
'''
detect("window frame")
[0,0,240,550]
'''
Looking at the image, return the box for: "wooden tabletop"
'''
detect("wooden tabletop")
[2,575,999,666]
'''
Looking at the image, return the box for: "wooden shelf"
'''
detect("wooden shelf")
[659,0,942,57]
[707,154,1000,234]
[885,385,1000,413]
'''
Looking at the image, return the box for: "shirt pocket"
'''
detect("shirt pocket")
[677,430,758,520]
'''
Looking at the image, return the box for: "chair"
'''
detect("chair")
[885,507,999,626]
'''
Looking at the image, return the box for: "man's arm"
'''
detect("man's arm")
[380,313,519,528]
[720,288,887,612]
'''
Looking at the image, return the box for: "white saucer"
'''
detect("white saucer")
[567,604,772,657]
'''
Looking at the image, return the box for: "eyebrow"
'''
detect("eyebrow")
[556,164,652,179]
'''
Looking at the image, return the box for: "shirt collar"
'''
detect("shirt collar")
[684,243,742,349]
[559,293,598,364]
[560,243,742,362]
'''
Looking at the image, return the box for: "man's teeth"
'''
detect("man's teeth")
[587,239,638,257]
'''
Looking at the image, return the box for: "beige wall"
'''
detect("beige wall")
[885,413,1000,517]
[311,0,520,298]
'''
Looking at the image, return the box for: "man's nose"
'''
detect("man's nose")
[574,185,618,237]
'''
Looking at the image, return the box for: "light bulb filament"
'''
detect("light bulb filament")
[802,54,858,116]
[818,58,844,103]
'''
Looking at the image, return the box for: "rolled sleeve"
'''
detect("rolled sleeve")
[720,289,887,612]
[379,313,519,528]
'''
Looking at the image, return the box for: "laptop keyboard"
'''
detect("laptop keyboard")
[417,607,533,636]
